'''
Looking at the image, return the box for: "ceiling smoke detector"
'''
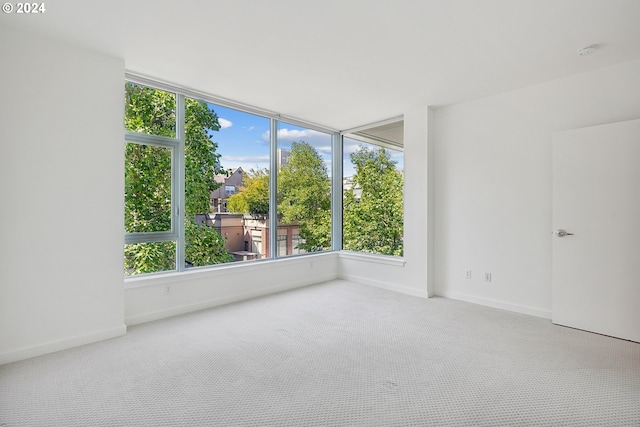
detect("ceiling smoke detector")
[577,44,598,56]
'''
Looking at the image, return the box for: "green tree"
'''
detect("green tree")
[184,96,221,219]
[183,94,234,267]
[343,146,404,256]
[278,141,331,252]
[184,220,233,266]
[227,168,270,217]
[124,83,176,137]
[124,83,232,276]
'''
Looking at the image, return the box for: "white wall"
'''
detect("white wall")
[0,26,126,364]
[338,106,433,298]
[125,253,338,325]
[433,59,640,318]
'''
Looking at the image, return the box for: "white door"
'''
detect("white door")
[552,119,640,343]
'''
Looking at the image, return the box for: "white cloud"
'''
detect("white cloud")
[220,155,270,172]
[278,128,313,139]
[315,145,333,154]
[223,155,269,163]
[343,141,363,154]
[218,118,233,129]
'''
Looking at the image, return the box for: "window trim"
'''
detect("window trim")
[331,132,343,251]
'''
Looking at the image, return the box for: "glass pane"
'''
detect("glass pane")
[184,99,270,266]
[124,241,176,276]
[125,143,172,233]
[124,82,176,138]
[277,122,332,256]
[343,138,404,256]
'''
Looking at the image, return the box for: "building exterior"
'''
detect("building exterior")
[208,157,305,261]
[277,148,290,167]
[208,213,305,261]
[210,167,244,213]
[343,176,362,201]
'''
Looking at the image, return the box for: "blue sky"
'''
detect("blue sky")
[208,103,403,179]
[207,103,270,172]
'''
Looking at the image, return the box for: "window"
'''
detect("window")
[184,99,269,267]
[124,83,178,276]
[250,231,263,256]
[124,143,173,233]
[277,122,332,256]
[342,133,404,257]
[124,79,339,276]
[277,234,288,256]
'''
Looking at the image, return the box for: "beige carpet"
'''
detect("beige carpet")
[1,280,639,426]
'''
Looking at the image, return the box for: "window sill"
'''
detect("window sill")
[338,250,406,267]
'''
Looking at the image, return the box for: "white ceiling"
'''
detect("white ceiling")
[5,0,640,130]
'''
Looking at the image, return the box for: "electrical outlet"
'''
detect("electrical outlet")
[164,285,171,294]
[484,273,492,283]
[465,270,472,279]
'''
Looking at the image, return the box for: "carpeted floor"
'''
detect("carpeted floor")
[1,280,639,426]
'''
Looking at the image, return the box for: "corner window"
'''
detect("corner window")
[124,78,405,277]
[123,79,339,276]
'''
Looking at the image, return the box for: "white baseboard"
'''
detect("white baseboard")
[340,273,428,299]
[125,272,337,326]
[0,325,127,365]
[437,291,552,319]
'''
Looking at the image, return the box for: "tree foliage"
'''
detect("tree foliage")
[227,168,270,217]
[124,241,176,276]
[184,97,222,218]
[124,144,172,233]
[278,142,331,252]
[343,146,404,256]
[185,220,233,266]
[124,83,176,137]
[124,83,232,275]
[124,84,175,234]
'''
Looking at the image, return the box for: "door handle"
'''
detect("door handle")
[555,229,574,238]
